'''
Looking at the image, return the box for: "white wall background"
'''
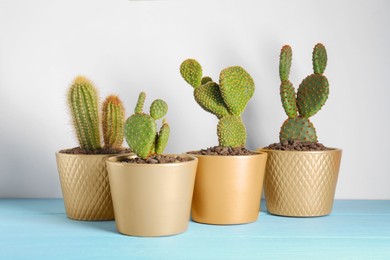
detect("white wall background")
[0,0,389,199]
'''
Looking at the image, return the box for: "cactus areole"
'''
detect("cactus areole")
[124,92,170,159]
[180,59,254,148]
[278,43,329,143]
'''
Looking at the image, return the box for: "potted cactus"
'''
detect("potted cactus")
[180,59,268,225]
[106,92,198,237]
[55,76,130,221]
[260,44,342,217]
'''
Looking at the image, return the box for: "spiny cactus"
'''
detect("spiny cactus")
[124,92,170,159]
[102,95,125,149]
[180,59,254,147]
[68,76,101,150]
[67,76,125,150]
[278,43,329,143]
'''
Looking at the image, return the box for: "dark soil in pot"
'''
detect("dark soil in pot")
[121,155,194,164]
[265,140,330,151]
[188,146,257,156]
[59,147,132,155]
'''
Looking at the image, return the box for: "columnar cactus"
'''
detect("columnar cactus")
[102,95,125,149]
[124,92,170,159]
[68,76,125,150]
[278,43,329,142]
[180,59,255,147]
[68,76,101,150]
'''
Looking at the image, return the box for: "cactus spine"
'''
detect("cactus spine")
[124,92,169,159]
[102,95,125,149]
[180,59,255,147]
[278,43,329,142]
[67,76,125,150]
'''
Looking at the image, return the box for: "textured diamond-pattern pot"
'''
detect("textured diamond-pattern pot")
[190,152,267,225]
[56,152,119,220]
[106,154,198,237]
[260,148,342,217]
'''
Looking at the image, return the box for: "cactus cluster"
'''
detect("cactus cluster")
[124,92,170,159]
[278,43,329,142]
[180,59,254,147]
[68,76,125,150]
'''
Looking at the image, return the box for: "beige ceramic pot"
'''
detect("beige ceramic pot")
[106,154,198,237]
[55,152,121,221]
[260,148,342,217]
[190,152,267,225]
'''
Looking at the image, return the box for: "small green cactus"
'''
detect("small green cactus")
[124,92,169,159]
[180,59,254,147]
[67,76,125,150]
[68,76,101,150]
[102,95,125,149]
[278,43,329,142]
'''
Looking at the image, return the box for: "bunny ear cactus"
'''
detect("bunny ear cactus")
[180,59,254,147]
[102,95,125,149]
[124,92,169,159]
[68,76,101,150]
[278,43,329,143]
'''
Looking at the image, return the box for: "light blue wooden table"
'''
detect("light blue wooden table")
[0,199,389,259]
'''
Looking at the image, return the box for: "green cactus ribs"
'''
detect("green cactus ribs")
[102,95,125,149]
[194,81,230,119]
[68,76,101,150]
[277,43,330,143]
[124,92,170,159]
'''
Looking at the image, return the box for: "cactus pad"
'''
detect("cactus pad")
[279,45,292,81]
[102,95,125,149]
[217,115,246,147]
[201,76,213,85]
[156,120,170,154]
[194,81,230,119]
[150,99,168,120]
[124,114,156,159]
[219,66,255,115]
[313,43,327,75]
[135,92,146,114]
[279,117,317,142]
[68,76,101,150]
[297,74,329,118]
[180,59,202,88]
[280,80,298,118]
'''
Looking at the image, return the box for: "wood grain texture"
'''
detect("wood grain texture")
[0,199,389,259]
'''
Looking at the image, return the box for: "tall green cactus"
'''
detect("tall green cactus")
[102,95,125,149]
[68,76,101,150]
[180,59,254,147]
[124,92,170,159]
[278,43,329,142]
[67,76,125,150]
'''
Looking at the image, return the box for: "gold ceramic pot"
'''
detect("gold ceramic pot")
[260,148,342,217]
[55,152,119,221]
[191,152,267,225]
[106,154,198,237]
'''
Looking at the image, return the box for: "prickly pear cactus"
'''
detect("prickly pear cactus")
[278,43,330,142]
[180,59,254,148]
[102,95,125,149]
[124,92,169,159]
[68,76,101,150]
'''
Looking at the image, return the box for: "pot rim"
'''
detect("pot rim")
[258,147,342,154]
[106,154,198,167]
